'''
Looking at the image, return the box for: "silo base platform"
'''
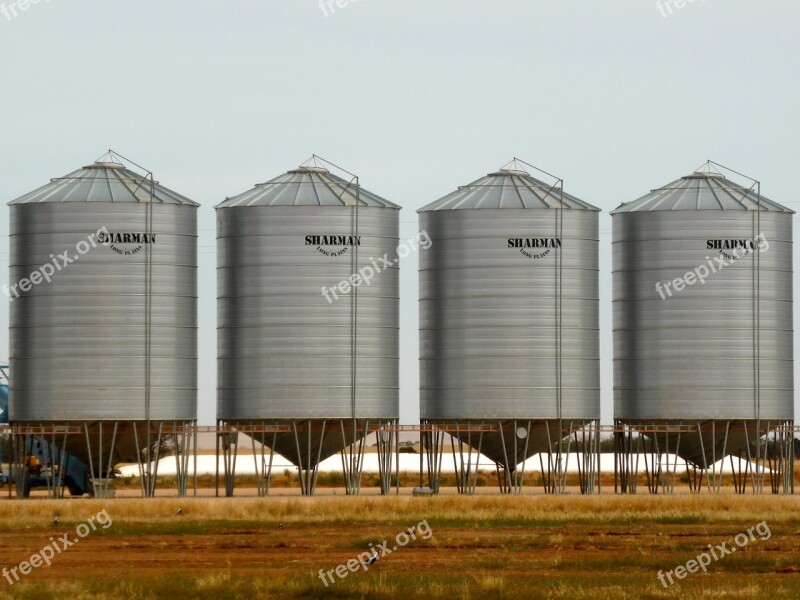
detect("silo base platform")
[615,420,795,495]
[421,419,601,495]
[8,420,196,499]
[217,419,399,497]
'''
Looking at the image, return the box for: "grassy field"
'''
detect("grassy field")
[0,495,798,598]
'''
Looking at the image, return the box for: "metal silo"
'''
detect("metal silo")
[612,163,794,494]
[419,159,601,494]
[7,152,198,497]
[217,157,400,496]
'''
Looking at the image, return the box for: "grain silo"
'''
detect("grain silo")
[7,152,198,498]
[419,159,601,494]
[612,163,794,494]
[216,157,400,496]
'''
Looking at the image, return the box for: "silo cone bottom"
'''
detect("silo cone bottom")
[614,420,795,495]
[421,419,600,495]
[218,419,398,497]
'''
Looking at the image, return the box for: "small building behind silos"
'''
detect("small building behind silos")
[8,154,198,497]
[216,158,400,495]
[612,165,794,494]
[419,161,601,493]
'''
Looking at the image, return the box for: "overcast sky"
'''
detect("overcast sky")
[1,1,798,425]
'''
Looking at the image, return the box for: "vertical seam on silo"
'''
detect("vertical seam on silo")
[706,179,724,210]
[697,180,725,210]
[351,177,360,479]
[103,168,114,203]
[511,175,524,208]
[646,189,671,212]
[756,182,761,435]
[145,171,154,486]
[558,183,564,427]
[310,172,321,206]
[694,178,703,210]
[116,167,139,202]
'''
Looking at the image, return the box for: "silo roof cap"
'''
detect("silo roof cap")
[419,159,599,212]
[216,158,400,209]
[612,162,793,213]
[83,161,126,170]
[8,154,198,206]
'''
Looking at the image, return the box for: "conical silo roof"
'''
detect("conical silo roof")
[216,159,400,209]
[419,159,599,212]
[8,160,198,206]
[611,165,793,213]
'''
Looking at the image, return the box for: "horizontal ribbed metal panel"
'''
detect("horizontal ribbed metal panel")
[217,204,400,420]
[613,208,793,420]
[9,201,198,421]
[419,208,600,420]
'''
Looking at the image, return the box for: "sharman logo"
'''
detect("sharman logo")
[508,237,561,259]
[98,232,156,256]
[305,234,361,257]
[707,239,758,261]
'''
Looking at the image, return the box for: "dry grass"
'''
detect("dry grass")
[0,495,799,599]
[1,494,799,526]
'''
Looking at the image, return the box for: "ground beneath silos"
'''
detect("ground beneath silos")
[0,494,799,598]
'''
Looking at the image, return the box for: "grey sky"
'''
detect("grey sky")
[1,1,798,425]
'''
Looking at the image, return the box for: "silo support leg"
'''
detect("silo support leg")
[250,426,274,498]
[743,424,755,494]
[172,421,193,498]
[498,422,512,494]
[421,422,444,493]
[768,421,793,495]
[82,422,119,499]
[262,429,277,497]
[339,419,366,496]
[149,422,165,498]
[614,423,641,495]
[375,420,396,496]
[11,429,29,498]
[541,422,554,494]
[577,422,598,495]
[221,426,239,498]
[450,431,461,494]
[133,423,147,497]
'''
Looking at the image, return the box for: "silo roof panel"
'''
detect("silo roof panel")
[419,167,599,212]
[8,162,198,206]
[612,170,793,213]
[216,166,400,209]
